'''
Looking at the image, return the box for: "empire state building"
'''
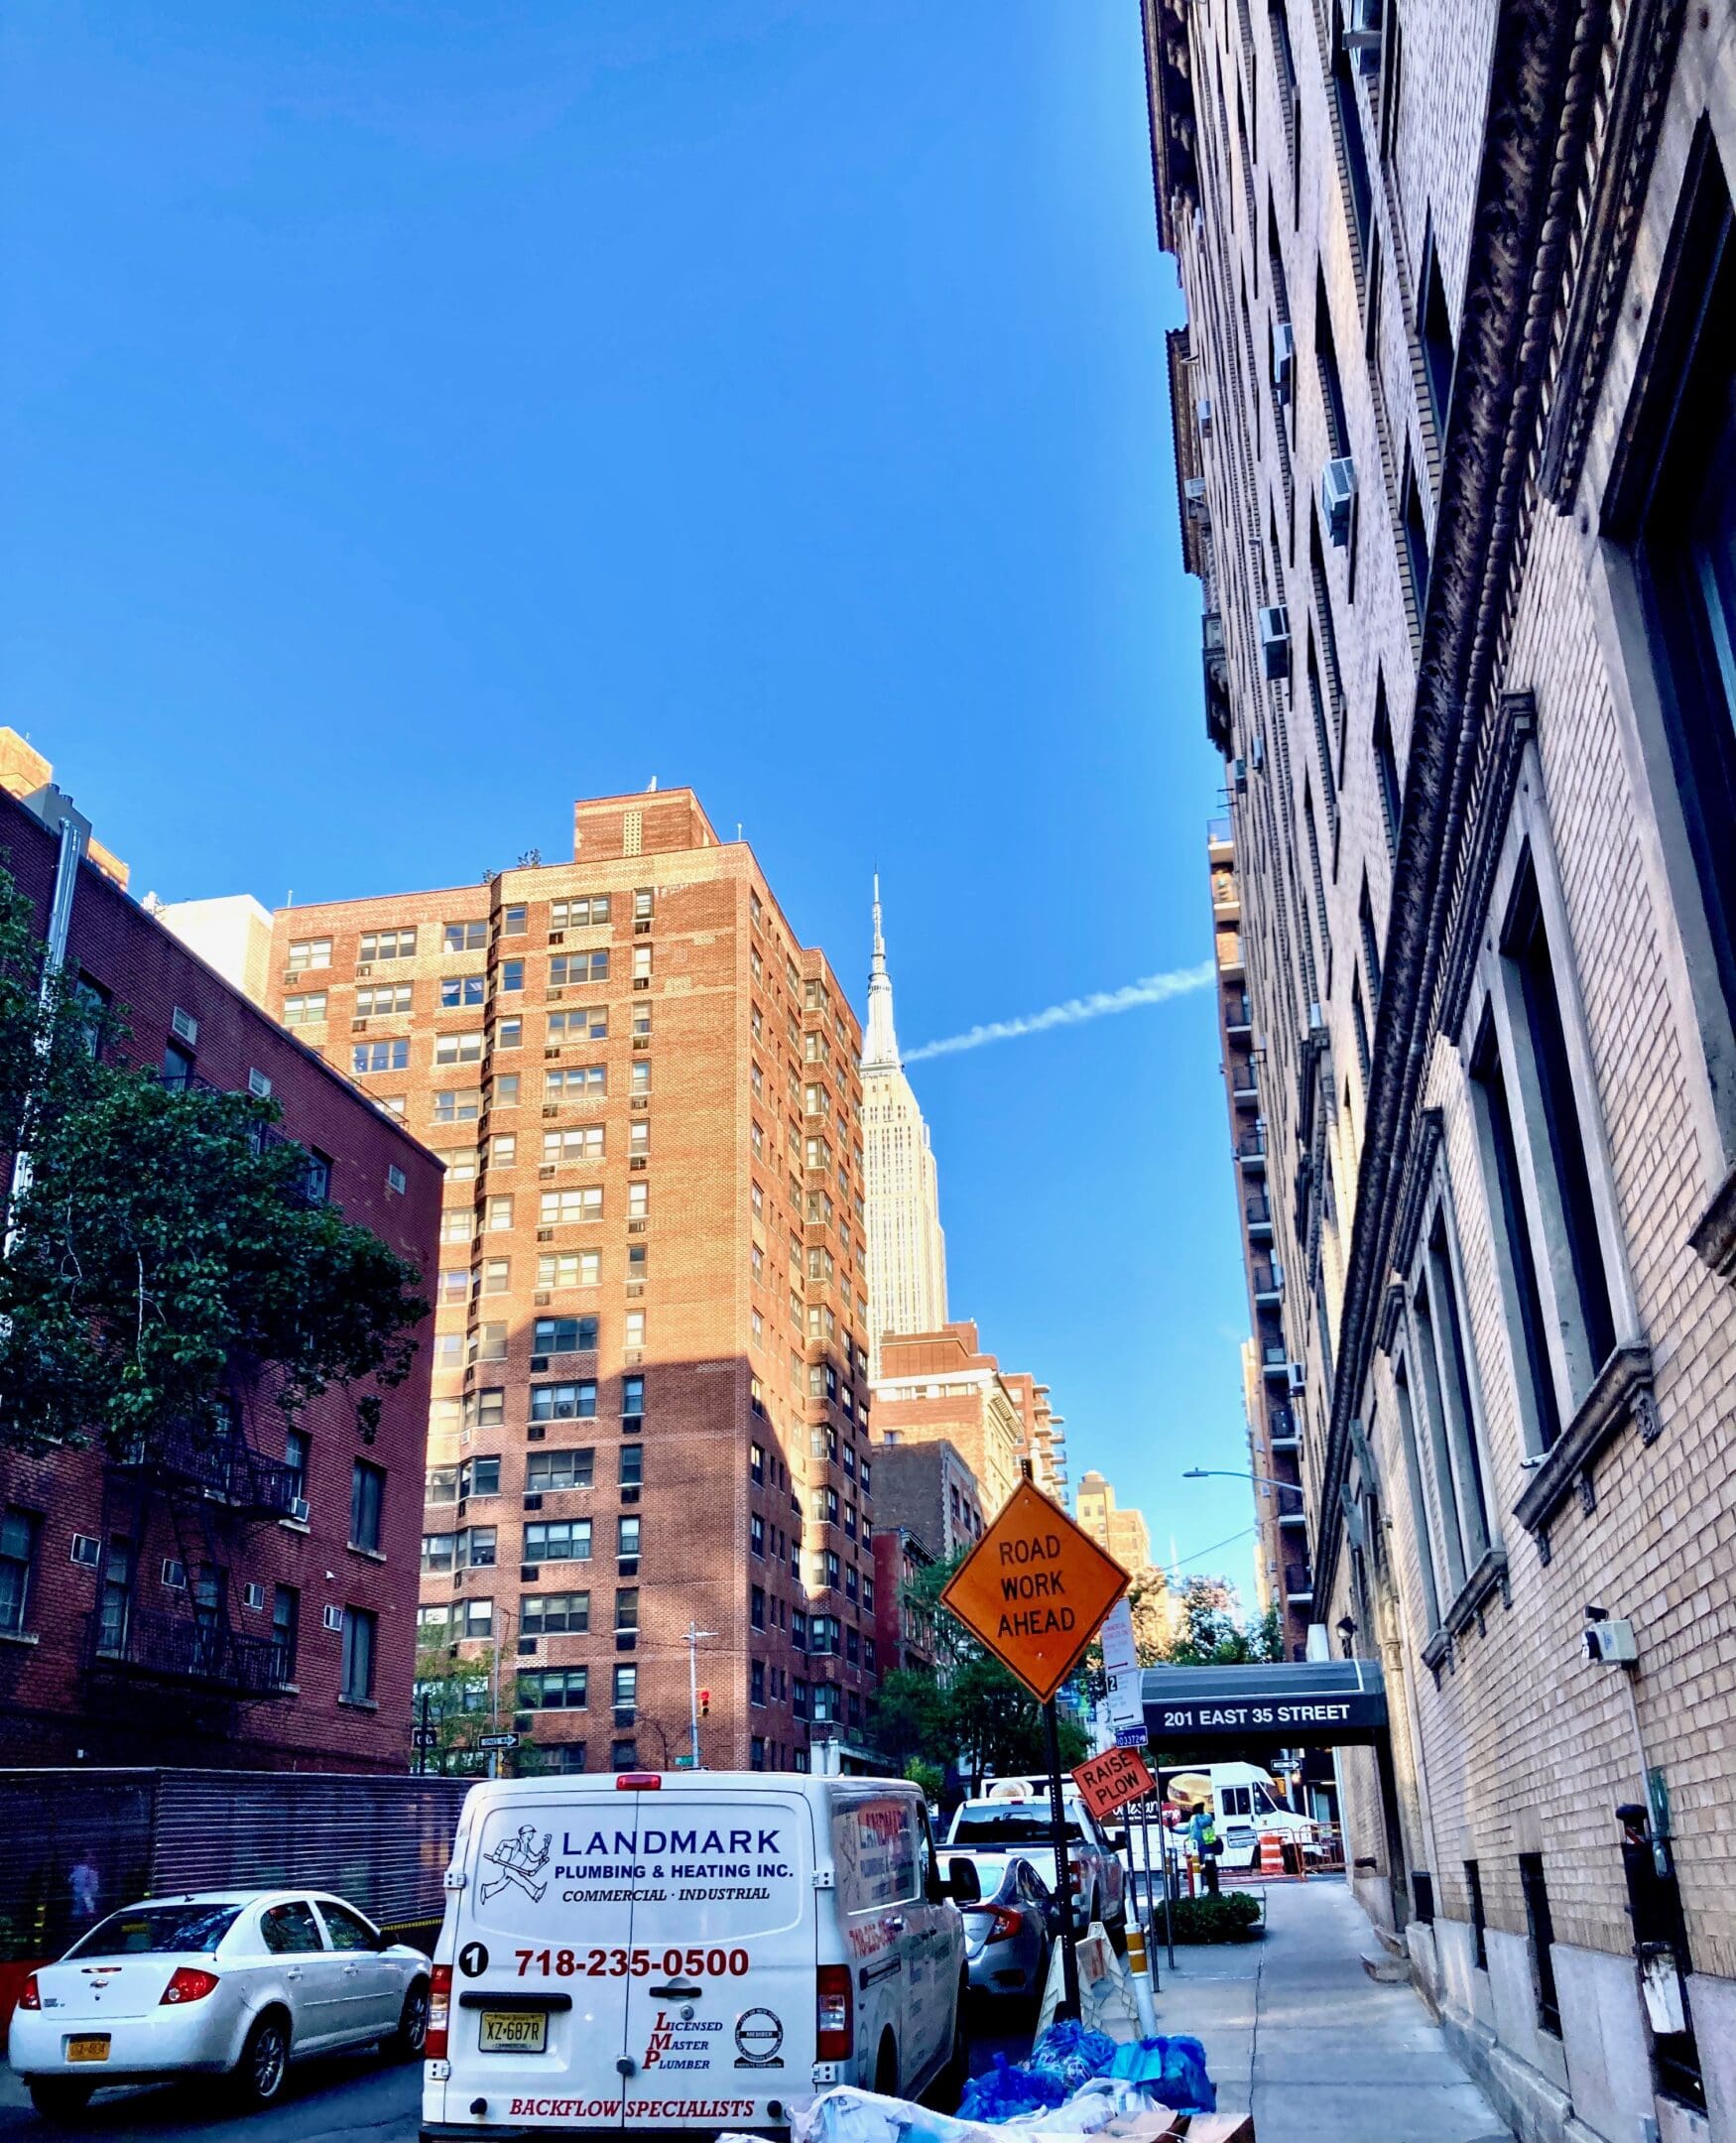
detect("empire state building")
[861,881,948,1378]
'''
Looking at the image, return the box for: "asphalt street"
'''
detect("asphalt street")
[0,2013,1034,2140]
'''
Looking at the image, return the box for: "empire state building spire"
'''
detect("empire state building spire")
[861,876,947,1376]
[864,872,901,1071]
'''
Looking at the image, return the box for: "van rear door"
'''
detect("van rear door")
[446,1789,638,2130]
[612,1782,815,2130]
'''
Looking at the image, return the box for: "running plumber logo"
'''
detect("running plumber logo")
[940,1479,1130,1702]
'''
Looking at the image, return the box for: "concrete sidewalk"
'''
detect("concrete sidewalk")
[1145,1879,1512,2143]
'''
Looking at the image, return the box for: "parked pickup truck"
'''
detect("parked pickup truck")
[943,1782,1126,1934]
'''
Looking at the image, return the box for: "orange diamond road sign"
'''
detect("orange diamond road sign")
[940,1479,1130,1703]
[1071,1743,1156,1824]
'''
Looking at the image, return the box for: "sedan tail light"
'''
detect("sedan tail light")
[966,1907,1023,1943]
[16,1974,40,2012]
[815,1964,852,2061]
[427,1963,452,2061]
[161,1968,220,2005]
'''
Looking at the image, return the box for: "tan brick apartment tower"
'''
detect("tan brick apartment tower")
[1145,0,1736,2135]
[1209,820,1311,1658]
[261,789,880,1775]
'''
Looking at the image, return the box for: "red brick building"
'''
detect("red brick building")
[261,788,878,1773]
[0,760,441,1773]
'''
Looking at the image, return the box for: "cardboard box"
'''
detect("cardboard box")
[1178,2113,1256,2142]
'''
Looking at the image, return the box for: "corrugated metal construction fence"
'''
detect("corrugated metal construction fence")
[0,1767,471,1972]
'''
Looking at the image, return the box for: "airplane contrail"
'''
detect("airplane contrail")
[905,958,1217,1062]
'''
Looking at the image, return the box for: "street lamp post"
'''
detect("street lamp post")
[1180,1466,1305,1501]
[683,1622,717,1770]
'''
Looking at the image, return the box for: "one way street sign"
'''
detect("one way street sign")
[940,1479,1130,1703]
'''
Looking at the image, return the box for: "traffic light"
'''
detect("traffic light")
[698,1689,710,1719]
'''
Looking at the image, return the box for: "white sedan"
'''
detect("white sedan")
[8,1889,431,2122]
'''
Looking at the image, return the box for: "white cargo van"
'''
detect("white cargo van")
[420,1770,973,2140]
[1110,1763,1317,1890]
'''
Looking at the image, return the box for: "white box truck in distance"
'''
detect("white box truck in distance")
[421,1770,974,2141]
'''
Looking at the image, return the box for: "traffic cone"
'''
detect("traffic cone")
[1258,1831,1286,1876]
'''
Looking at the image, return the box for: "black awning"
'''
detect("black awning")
[1140,1659,1388,1748]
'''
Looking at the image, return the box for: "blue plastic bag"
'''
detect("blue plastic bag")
[956,2053,1072,2124]
[1107,2034,1217,2113]
[1028,2021,1119,2089]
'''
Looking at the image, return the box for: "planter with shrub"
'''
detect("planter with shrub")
[1164,1890,1264,1943]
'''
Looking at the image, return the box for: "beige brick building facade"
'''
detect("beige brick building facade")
[1145,0,1736,2135]
[256,788,881,1776]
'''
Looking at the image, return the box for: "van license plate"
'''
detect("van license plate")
[480,2011,548,2054]
[66,2038,110,2064]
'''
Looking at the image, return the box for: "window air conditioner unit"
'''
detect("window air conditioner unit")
[1196,396,1213,439]
[161,1559,186,1589]
[171,1007,198,1046]
[242,1581,266,1610]
[1344,0,1383,65]
[1272,322,1296,405]
[1307,1002,1328,1036]
[322,1605,345,1633]
[1183,476,1207,518]
[288,1496,310,1524]
[1252,735,1267,771]
[1322,456,1358,546]
[1288,1362,1308,1394]
[1259,604,1292,680]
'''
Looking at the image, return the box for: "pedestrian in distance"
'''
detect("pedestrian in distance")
[1188,1805,1222,1896]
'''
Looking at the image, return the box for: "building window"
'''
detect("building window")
[620,1444,643,1492]
[1518,1853,1561,2035]
[1469,841,1624,1441]
[610,1739,638,1772]
[0,1509,39,1634]
[552,897,610,929]
[284,1429,310,1511]
[360,929,417,961]
[520,1668,588,1709]
[622,1375,645,1420]
[460,1456,500,1497]
[502,905,528,936]
[1402,1194,1494,1598]
[540,1187,603,1225]
[750,1513,765,1559]
[615,1587,639,1633]
[432,1088,480,1122]
[443,921,487,952]
[548,1066,606,1101]
[534,1316,598,1355]
[340,1608,377,1703]
[348,1461,384,1554]
[617,1516,640,1572]
[282,992,326,1027]
[751,1660,766,1707]
[548,1009,608,1044]
[287,938,330,971]
[531,1382,597,1421]
[354,1040,411,1075]
[356,983,412,1018]
[499,958,525,993]
[1419,223,1456,441]
[544,1127,605,1164]
[441,975,486,1008]
[522,1591,589,1636]
[539,1250,600,1288]
[525,1519,592,1564]
[434,1033,484,1067]
[612,1664,637,1716]
[527,1449,595,1491]
[551,951,609,986]
[1464,1860,1488,1970]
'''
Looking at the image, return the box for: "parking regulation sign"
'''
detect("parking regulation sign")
[940,1479,1130,1703]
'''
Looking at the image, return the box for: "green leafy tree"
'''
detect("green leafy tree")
[866,1549,1090,1781]
[0,864,429,1459]
[413,1645,495,1775]
[1153,1576,1282,1665]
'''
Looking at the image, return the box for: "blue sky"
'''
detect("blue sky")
[0,0,1260,1596]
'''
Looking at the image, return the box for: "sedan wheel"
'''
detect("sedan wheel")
[389,1978,431,2061]
[235,2013,290,2108]
[26,2080,94,2124]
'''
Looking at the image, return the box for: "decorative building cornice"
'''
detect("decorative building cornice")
[1437,693,1538,1040]
[1140,0,1198,257]
[1316,0,1611,1613]
[1539,0,1690,503]
[1513,1341,1657,1563]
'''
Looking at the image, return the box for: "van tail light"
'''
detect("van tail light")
[160,1967,220,2005]
[615,1774,661,1790]
[815,1964,852,2061]
[16,1974,40,2012]
[427,1963,452,2060]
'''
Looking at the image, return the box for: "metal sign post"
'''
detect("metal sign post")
[1135,1792,1160,1989]
[939,1485,1131,2028]
[1044,1699,1082,2022]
